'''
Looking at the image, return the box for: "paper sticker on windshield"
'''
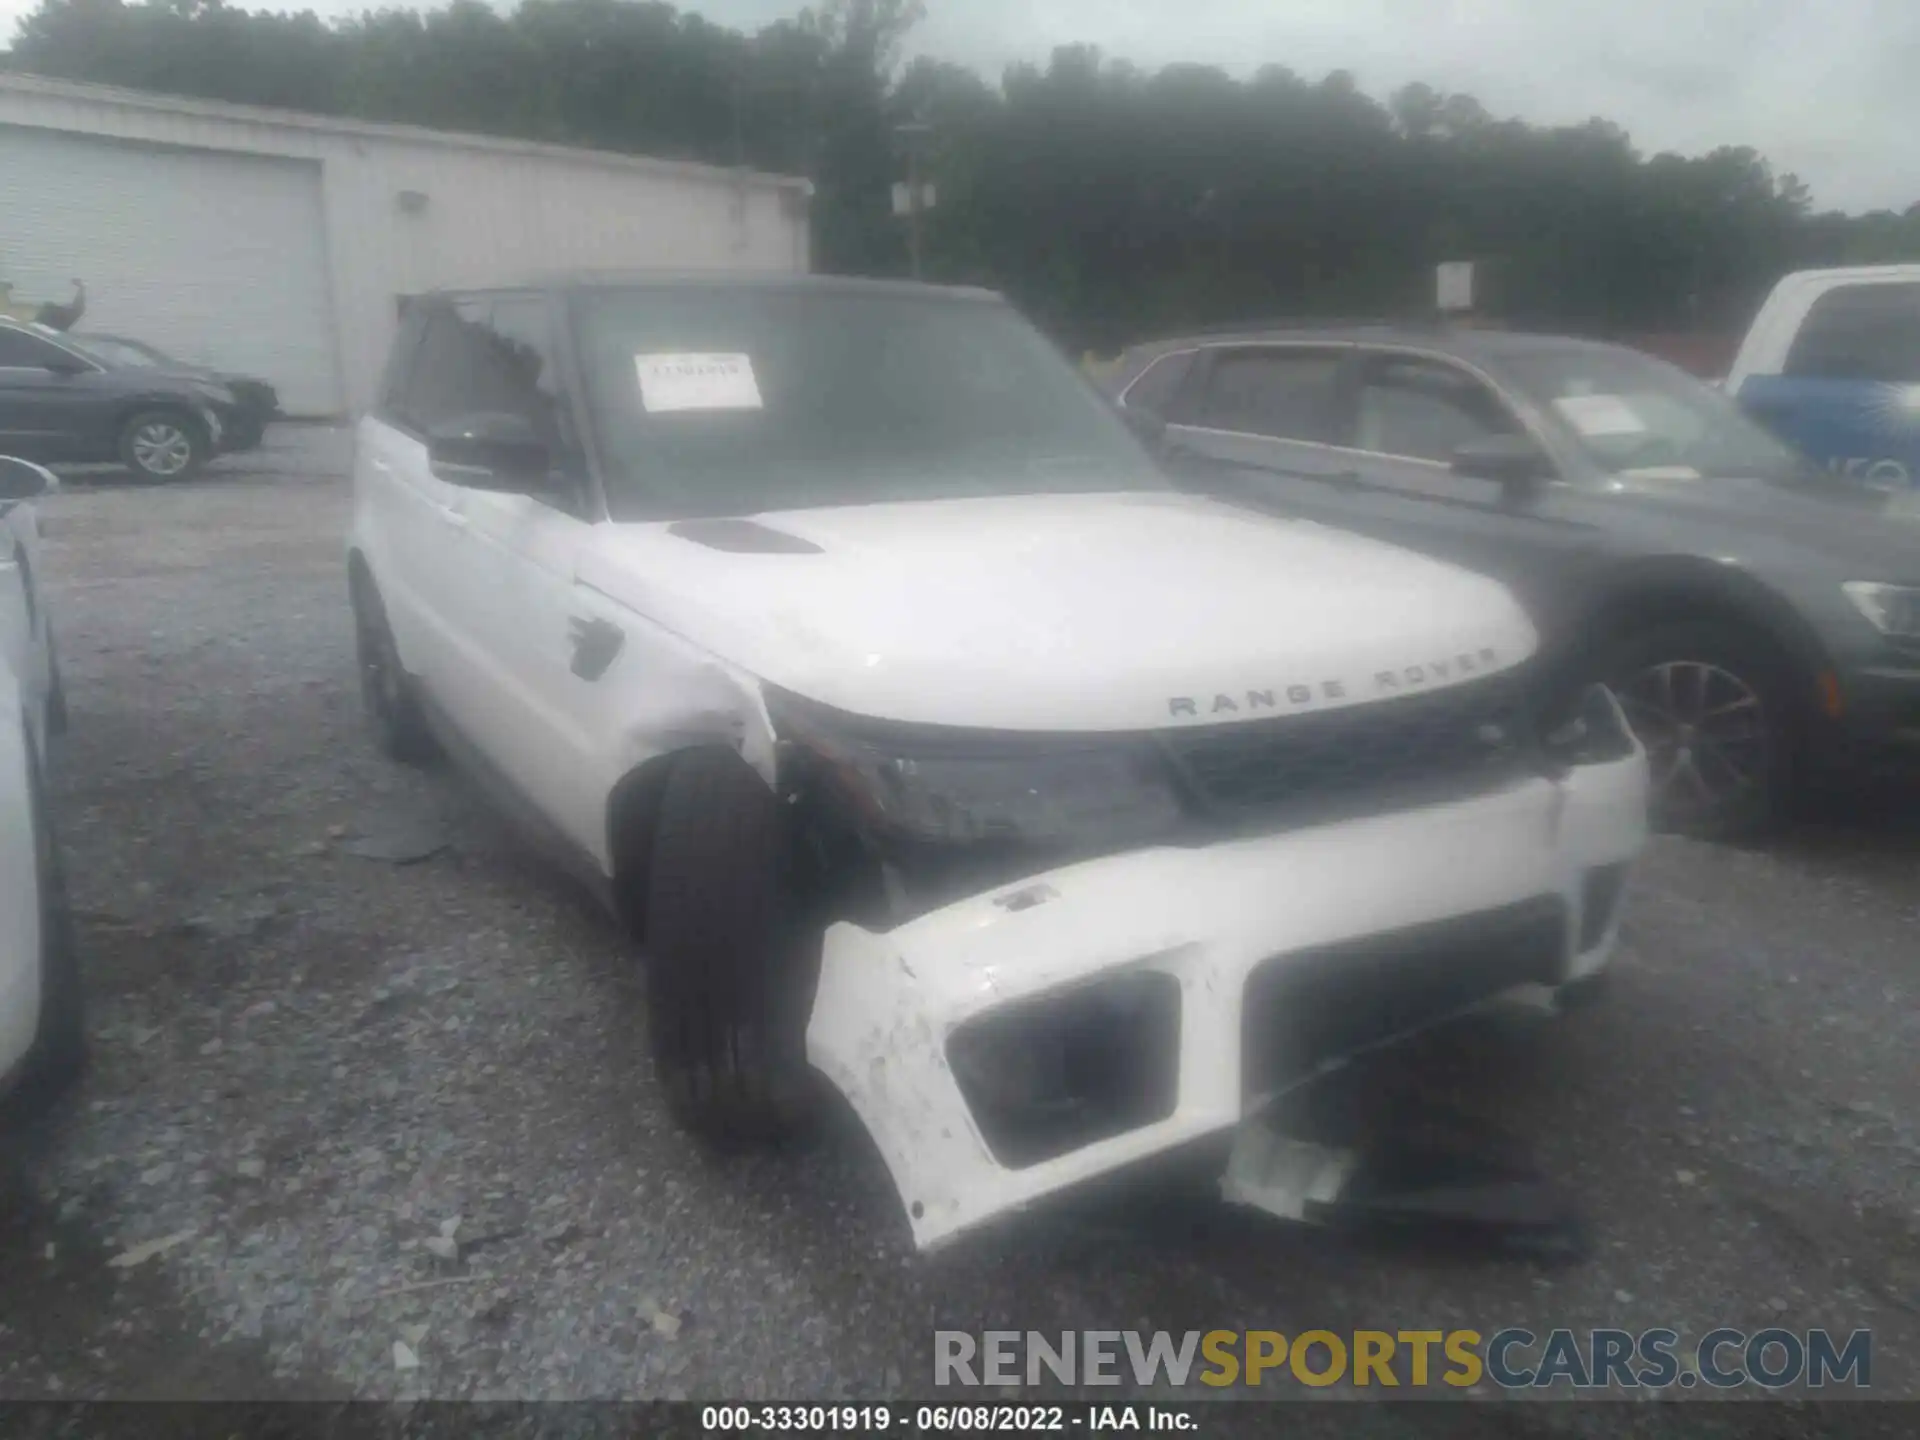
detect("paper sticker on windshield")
[635,353,763,413]
[1553,393,1645,437]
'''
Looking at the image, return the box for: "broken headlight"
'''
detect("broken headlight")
[1541,683,1638,769]
[769,690,1187,849]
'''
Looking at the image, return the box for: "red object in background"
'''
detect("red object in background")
[1611,332,1740,378]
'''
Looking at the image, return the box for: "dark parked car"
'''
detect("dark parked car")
[71,336,280,453]
[69,332,279,453]
[0,318,233,481]
[1104,322,1920,837]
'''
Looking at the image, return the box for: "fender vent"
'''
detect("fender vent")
[667,518,822,554]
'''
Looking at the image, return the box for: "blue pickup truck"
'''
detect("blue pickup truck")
[1726,265,1920,491]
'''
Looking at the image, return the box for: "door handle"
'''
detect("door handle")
[439,507,469,531]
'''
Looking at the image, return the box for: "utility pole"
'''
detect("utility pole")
[906,140,925,280]
[894,120,934,280]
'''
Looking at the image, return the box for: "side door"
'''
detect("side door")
[1735,280,1920,492]
[421,293,610,861]
[353,301,468,690]
[0,328,102,462]
[1316,351,1611,639]
[1160,343,1364,503]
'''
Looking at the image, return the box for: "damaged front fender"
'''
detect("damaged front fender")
[559,587,780,874]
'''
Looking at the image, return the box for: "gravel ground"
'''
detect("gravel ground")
[1,428,1916,1429]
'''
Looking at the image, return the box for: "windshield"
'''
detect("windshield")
[1496,345,1808,481]
[569,286,1169,519]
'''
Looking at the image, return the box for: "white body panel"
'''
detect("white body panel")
[0,72,811,417]
[0,484,54,1086]
[0,676,42,1081]
[575,493,1536,733]
[1726,263,1920,389]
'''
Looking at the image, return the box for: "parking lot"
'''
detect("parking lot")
[1,428,1917,1423]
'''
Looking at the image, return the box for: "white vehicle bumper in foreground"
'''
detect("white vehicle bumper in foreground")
[0,711,45,1089]
[806,753,1647,1250]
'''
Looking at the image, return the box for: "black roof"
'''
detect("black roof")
[455,271,1004,304]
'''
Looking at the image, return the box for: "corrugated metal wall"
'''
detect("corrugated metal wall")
[0,75,812,417]
[0,127,344,413]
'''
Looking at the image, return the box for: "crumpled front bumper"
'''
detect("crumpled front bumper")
[805,753,1647,1251]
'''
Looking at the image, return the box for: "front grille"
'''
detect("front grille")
[1241,896,1568,1101]
[1161,674,1535,823]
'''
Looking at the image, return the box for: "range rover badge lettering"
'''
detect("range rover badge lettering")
[1166,647,1498,719]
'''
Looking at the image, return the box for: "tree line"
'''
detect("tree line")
[7,0,1920,352]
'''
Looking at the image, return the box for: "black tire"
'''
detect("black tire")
[643,748,818,1146]
[1553,970,1611,1014]
[1597,620,1800,840]
[118,408,207,483]
[225,418,266,453]
[5,737,86,1119]
[349,567,437,764]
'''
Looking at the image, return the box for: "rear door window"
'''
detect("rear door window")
[0,327,70,369]
[1186,347,1343,442]
[1783,282,1920,383]
[474,294,583,475]
[403,299,554,435]
[376,305,430,428]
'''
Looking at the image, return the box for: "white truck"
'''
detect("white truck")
[346,274,1649,1249]
[1727,263,1920,491]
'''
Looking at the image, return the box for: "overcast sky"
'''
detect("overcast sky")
[4,0,1913,213]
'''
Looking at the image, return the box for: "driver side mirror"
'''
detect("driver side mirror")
[40,353,89,378]
[427,412,554,495]
[0,455,56,502]
[1451,433,1551,489]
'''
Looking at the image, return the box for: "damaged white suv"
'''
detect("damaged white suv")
[348,275,1648,1250]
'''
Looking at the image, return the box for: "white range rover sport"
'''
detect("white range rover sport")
[347,274,1649,1250]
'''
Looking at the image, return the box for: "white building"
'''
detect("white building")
[0,72,813,417]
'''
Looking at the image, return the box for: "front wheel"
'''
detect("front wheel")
[642,748,819,1146]
[119,410,206,483]
[1599,621,1800,839]
[350,567,437,764]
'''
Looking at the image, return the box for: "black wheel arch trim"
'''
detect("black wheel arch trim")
[1569,554,1836,717]
[114,396,208,436]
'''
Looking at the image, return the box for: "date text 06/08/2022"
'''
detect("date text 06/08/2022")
[700,1406,1197,1433]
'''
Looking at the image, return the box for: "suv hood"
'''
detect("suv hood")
[578,491,1536,732]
